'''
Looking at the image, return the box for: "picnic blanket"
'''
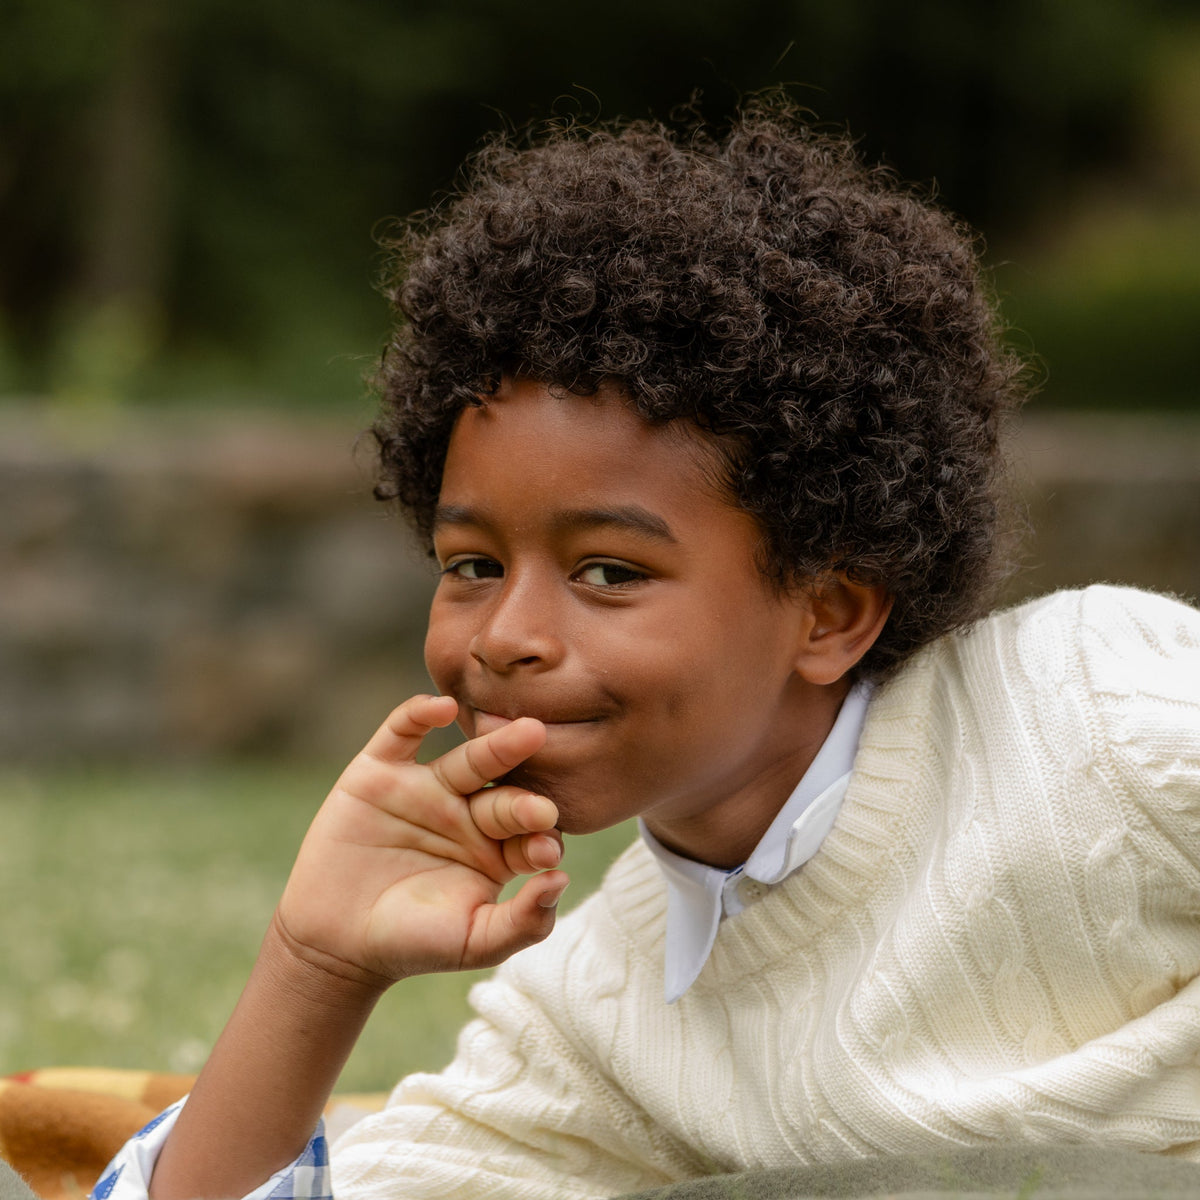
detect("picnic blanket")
[0,1068,387,1199]
[617,1144,1200,1199]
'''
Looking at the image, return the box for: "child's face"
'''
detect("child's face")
[425,377,836,855]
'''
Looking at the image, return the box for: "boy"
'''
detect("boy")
[99,101,1200,1199]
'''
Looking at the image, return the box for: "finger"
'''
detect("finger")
[360,695,459,765]
[465,871,569,969]
[432,717,547,796]
[501,830,563,875]
[468,786,558,841]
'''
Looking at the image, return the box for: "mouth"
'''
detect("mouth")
[468,706,602,738]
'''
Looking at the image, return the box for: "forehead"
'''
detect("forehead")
[437,378,736,518]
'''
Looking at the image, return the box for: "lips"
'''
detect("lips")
[471,710,517,736]
[466,702,603,737]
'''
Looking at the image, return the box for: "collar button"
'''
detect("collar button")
[737,877,769,905]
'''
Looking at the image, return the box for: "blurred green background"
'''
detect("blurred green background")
[2,0,1199,1090]
[3,0,1199,412]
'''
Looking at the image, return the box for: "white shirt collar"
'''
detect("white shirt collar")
[640,680,873,1003]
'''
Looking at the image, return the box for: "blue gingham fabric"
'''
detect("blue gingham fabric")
[90,1098,332,1200]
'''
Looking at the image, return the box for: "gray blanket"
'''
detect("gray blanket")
[616,1145,1200,1199]
[0,1164,34,1200]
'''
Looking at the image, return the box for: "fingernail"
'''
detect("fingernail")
[538,883,568,909]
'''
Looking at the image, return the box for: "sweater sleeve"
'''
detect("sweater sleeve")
[331,883,700,1200]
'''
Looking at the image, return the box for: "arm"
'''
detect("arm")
[149,694,569,1200]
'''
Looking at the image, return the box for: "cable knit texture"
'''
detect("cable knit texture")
[334,586,1200,1199]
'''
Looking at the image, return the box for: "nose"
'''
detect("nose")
[468,574,564,672]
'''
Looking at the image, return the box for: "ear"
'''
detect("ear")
[793,575,893,686]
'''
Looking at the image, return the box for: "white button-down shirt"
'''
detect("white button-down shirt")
[640,680,872,1002]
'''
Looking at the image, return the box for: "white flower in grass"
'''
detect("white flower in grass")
[47,979,89,1020]
[101,945,150,993]
[91,991,137,1033]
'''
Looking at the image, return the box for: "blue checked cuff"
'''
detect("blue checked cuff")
[90,1098,332,1200]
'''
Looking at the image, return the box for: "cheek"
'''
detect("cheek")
[641,630,795,743]
[423,602,461,691]
[620,645,741,747]
[638,610,781,696]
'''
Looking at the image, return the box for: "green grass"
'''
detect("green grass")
[0,763,637,1092]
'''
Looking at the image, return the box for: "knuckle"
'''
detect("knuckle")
[490,789,507,831]
[461,740,491,785]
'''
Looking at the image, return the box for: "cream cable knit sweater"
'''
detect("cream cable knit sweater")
[335,586,1200,1199]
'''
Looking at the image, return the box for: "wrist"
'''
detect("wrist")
[263,910,395,1007]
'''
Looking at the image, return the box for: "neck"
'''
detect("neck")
[643,678,850,869]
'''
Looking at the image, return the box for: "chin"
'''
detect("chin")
[553,808,618,837]
[500,765,630,836]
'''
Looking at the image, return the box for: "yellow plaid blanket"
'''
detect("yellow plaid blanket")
[0,1069,386,1199]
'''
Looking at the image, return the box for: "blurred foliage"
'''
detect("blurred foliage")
[1001,208,1200,409]
[0,0,1197,408]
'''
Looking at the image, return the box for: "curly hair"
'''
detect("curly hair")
[371,99,1028,677]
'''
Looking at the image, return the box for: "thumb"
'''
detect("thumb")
[467,871,569,968]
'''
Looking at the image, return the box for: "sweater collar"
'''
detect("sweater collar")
[640,680,873,1002]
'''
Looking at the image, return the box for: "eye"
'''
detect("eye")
[576,562,647,587]
[441,556,503,580]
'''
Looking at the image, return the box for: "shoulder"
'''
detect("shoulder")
[870,585,1200,826]
[1063,587,1200,808]
[968,586,1200,864]
[867,585,1200,737]
[915,584,1200,698]
[949,584,1200,748]
[1001,586,1198,716]
[1001,583,1200,656]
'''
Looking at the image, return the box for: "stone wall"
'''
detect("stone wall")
[1,407,434,761]
[1009,413,1200,605]
[2,405,1198,761]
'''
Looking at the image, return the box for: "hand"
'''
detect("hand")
[274,694,568,990]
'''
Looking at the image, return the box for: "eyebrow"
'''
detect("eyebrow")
[433,504,677,544]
